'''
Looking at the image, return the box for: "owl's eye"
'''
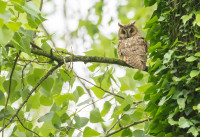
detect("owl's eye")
[130,28,134,33]
[121,29,126,34]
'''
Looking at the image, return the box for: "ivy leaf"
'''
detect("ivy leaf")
[178,117,191,128]
[83,127,100,137]
[90,108,104,123]
[194,52,200,57]
[144,0,156,7]
[181,14,193,25]
[177,98,186,110]
[187,126,198,137]
[190,70,199,78]
[186,56,197,62]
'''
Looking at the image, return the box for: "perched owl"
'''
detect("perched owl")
[118,21,148,70]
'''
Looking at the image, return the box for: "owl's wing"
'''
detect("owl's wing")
[137,36,149,53]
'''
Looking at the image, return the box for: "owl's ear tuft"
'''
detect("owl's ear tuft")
[118,23,124,28]
[130,21,136,25]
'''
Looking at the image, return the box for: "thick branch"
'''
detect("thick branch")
[31,48,131,68]
[0,63,62,132]
[6,43,147,70]
[105,118,152,137]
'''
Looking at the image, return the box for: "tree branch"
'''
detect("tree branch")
[16,116,41,137]
[2,52,20,137]
[105,118,152,137]
[0,63,62,132]
[6,43,134,69]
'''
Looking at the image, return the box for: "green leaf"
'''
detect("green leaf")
[83,127,101,137]
[90,108,104,123]
[59,69,73,82]
[187,126,198,137]
[177,98,186,110]
[0,0,7,14]
[6,22,21,32]
[22,1,40,17]
[101,101,111,117]
[73,86,85,103]
[28,92,40,109]
[133,130,150,137]
[40,96,53,106]
[0,25,14,46]
[168,118,178,125]
[74,115,89,128]
[133,70,144,81]
[163,50,174,64]
[40,121,54,137]
[186,56,197,62]
[12,28,33,54]
[52,112,61,129]
[158,96,167,106]
[122,128,133,136]
[41,77,54,95]
[190,70,199,78]
[181,14,193,25]
[144,0,156,7]
[54,93,74,106]
[145,16,158,28]
[194,14,200,26]
[38,111,54,122]
[90,86,105,98]
[194,52,200,57]
[178,117,191,128]
[0,90,5,106]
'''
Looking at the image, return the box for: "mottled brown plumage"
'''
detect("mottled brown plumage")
[118,21,148,70]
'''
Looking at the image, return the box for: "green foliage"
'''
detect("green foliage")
[144,0,200,136]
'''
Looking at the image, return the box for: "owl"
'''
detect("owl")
[117,21,148,70]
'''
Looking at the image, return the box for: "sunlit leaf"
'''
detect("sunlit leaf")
[0,25,14,46]
[101,101,111,117]
[83,127,100,137]
[90,108,104,123]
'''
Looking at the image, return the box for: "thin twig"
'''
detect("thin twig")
[0,63,62,132]
[2,52,20,137]
[16,116,41,137]
[105,118,152,137]
[39,0,43,11]
[77,95,109,113]
[75,75,125,99]
[106,114,124,134]
[73,71,96,108]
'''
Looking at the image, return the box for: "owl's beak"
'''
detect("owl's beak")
[126,33,130,38]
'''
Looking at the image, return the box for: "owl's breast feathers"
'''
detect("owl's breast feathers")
[117,35,148,70]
